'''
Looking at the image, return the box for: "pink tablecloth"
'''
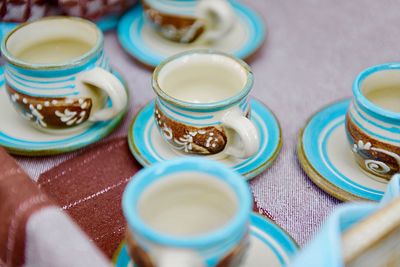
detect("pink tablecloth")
[15,0,400,245]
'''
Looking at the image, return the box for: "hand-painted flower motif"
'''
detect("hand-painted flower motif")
[352,139,400,176]
[154,105,227,155]
[353,140,372,153]
[55,109,87,126]
[22,103,47,128]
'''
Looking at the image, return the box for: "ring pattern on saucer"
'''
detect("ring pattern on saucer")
[298,99,387,201]
[0,67,128,156]
[117,1,265,67]
[128,98,281,180]
[113,213,298,267]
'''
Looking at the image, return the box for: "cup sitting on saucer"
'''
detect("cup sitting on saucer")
[122,157,252,267]
[1,17,128,133]
[346,63,400,182]
[152,50,260,160]
[142,0,235,43]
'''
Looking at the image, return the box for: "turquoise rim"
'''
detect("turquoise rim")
[122,157,252,248]
[113,212,298,267]
[353,62,400,123]
[152,49,254,111]
[301,99,385,201]
[117,1,266,67]
[1,17,103,70]
[0,66,128,156]
[127,98,282,180]
[0,15,118,42]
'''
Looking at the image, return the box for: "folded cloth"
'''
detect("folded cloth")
[58,0,137,21]
[38,137,142,258]
[0,0,56,22]
[0,147,111,267]
[1,0,136,23]
[290,175,400,267]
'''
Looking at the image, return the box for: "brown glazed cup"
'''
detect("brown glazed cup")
[346,63,400,182]
[142,0,235,43]
[152,50,260,159]
[1,17,127,133]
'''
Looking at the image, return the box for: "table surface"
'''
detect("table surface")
[15,0,400,246]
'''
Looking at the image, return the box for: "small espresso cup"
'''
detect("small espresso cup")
[122,157,252,267]
[346,63,400,181]
[152,50,260,159]
[1,17,127,132]
[142,0,235,43]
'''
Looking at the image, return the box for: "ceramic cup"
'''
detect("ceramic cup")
[152,50,260,159]
[142,0,235,43]
[122,157,252,267]
[346,63,400,181]
[1,17,128,132]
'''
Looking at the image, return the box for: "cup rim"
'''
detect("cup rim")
[353,62,400,120]
[152,49,254,111]
[122,157,252,248]
[1,16,103,70]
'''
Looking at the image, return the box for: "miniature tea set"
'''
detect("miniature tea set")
[0,0,399,266]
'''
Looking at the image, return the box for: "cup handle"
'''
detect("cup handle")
[157,249,204,267]
[79,67,127,121]
[196,0,235,43]
[222,109,260,159]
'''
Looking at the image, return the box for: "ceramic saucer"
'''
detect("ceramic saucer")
[128,98,281,180]
[0,67,128,156]
[113,212,298,267]
[298,99,387,202]
[117,1,265,68]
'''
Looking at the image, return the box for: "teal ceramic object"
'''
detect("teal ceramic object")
[298,99,388,201]
[114,212,298,267]
[0,66,128,156]
[128,98,282,180]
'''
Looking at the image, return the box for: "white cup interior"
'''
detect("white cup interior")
[361,69,400,112]
[5,18,98,64]
[157,53,248,103]
[138,172,238,237]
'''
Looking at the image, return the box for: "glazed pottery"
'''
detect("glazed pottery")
[298,99,387,202]
[114,213,298,267]
[142,0,234,43]
[122,158,252,267]
[0,66,129,156]
[0,15,120,45]
[117,1,265,67]
[152,50,259,159]
[346,63,400,182]
[1,17,128,133]
[128,98,281,180]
